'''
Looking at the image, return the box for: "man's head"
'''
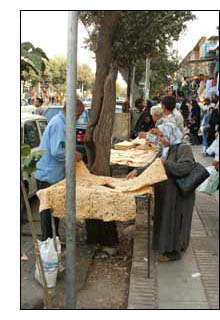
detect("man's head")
[63,99,85,120]
[161,95,176,115]
[204,98,210,105]
[34,97,43,108]
[150,105,163,123]
[135,98,145,112]
[209,107,214,114]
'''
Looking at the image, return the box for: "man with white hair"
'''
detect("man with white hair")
[35,100,85,241]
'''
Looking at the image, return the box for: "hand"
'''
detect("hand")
[76,152,83,162]
[159,135,170,147]
[161,158,166,165]
[127,169,138,179]
[212,161,219,171]
[138,132,146,139]
[150,128,160,136]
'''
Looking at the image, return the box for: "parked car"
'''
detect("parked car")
[42,105,64,122]
[21,105,37,114]
[21,113,48,220]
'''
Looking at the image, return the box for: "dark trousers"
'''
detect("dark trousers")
[36,180,59,241]
[85,219,119,247]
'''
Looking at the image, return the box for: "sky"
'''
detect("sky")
[21,11,219,87]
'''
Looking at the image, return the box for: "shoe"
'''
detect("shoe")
[159,251,181,262]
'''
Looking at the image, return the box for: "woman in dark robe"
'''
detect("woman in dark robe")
[189,99,201,145]
[131,100,155,138]
[128,126,195,262]
[180,100,189,127]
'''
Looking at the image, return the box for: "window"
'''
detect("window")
[24,121,40,148]
[76,110,89,125]
[38,120,47,136]
[43,108,61,122]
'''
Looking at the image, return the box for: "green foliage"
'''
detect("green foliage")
[21,42,49,80]
[77,63,95,91]
[116,81,126,98]
[21,144,46,176]
[80,11,195,71]
[149,50,180,97]
[45,56,67,93]
[45,57,95,94]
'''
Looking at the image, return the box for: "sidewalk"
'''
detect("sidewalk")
[128,145,219,309]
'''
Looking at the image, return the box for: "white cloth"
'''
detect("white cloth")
[206,135,219,161]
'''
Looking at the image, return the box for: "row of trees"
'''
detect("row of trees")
[21,42,95,96]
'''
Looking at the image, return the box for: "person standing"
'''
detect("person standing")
[35,102,84,241]
[131,98,145,133]
[160,95,184,133]
[189,99,201,145]
[131,100,154,138]
[208,101,219,147]
[180,100,189,127]
[34,97,44,115]
[201,107,214,155]
[128,127,195,262]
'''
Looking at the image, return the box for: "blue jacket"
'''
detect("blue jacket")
[35,112,66,184]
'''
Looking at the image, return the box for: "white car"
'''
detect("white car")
[21,113,48,217]
[21,105,37,114]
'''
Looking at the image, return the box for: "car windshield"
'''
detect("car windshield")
[76,110,89,125]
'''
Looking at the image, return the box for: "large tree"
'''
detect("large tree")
[80,11,195,176]
[21,42,49,81]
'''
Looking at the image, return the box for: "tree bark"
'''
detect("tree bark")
[85,12,120,175]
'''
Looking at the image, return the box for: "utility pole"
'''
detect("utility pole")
[130,66,136,109]
[65,10,78,310]
[145,58,151,101]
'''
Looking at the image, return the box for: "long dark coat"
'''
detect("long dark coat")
[153,143,195,254]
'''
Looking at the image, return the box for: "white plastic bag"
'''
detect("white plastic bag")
[197,166,219,195]
[35,237,61,288]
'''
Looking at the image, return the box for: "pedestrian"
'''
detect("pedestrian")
[127,129,195,262]
[131,98,145,132]
[180,100,190,127]
[201,107,214,155]
[161,95,184,133]
[131,100,154,138]
[208,101,219,147]
[189,99,201,145]
[122,99,130,113]
[34,97,44,115]
[35,101,85,241]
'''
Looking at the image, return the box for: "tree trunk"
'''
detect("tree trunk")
[84,13,120,247]
[85,12,120,175]
[119,66,141,103]
[92,64,118,175]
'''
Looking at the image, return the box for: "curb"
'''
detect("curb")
[128,198,158,309]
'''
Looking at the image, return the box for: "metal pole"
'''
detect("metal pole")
[65,10,78,309]
[130,66,136,109]
[145,58,151,101]
[147,195,151,278]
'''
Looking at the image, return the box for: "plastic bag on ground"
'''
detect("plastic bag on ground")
[35,237,61,288]
[197,166,219,195]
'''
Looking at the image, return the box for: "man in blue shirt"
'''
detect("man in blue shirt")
[35,100,84,241]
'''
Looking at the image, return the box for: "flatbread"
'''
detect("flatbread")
[37,159,167,222]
